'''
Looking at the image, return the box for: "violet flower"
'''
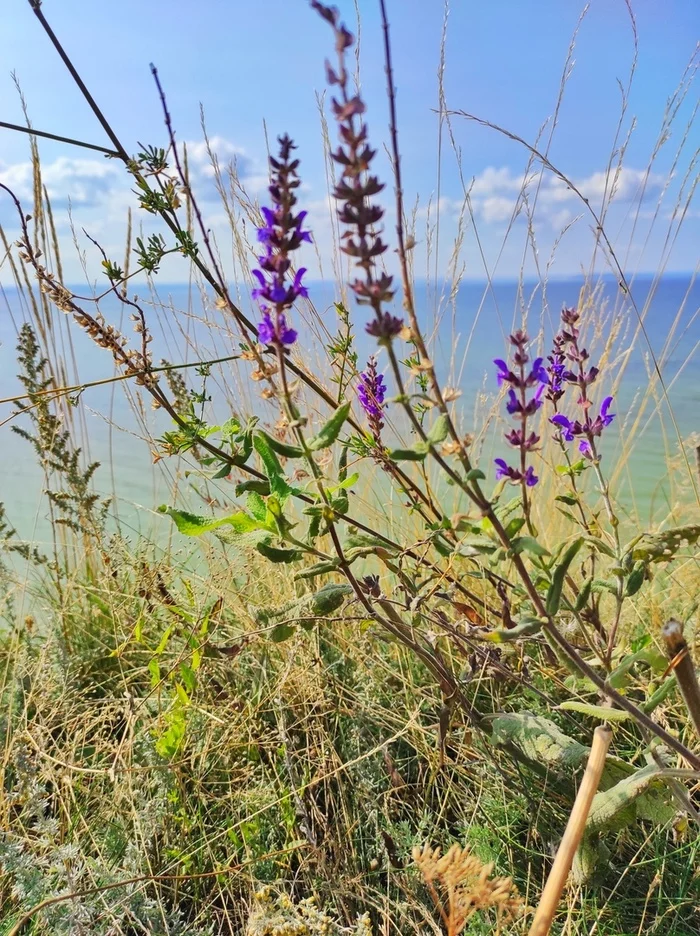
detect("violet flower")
[551,396,615,455]
[495,459,538,487]
[493,330,546,488]
[252,134,312,348]
[357,356,386,443]
[548,306,615,460]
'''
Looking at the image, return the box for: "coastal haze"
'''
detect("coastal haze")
[1,274,698,550]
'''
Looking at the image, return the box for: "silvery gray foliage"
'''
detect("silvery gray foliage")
[0,743,213,935]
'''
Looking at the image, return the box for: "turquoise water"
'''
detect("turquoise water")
[1,274,698,550]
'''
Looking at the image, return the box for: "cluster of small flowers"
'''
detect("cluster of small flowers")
[494,308,616,487]
[493,330,547,487]
[357,356,386,443]
[547,307,615,458]
[253,134,312,349]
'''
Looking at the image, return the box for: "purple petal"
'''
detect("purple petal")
[506,389,520,415]
[292,267,308,298]
[600,396,615,425]
[494,359,510,386]
[257,312,275,345]
[261,206,276,227]
[551,413,574,442]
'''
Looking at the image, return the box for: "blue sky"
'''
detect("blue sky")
[1,0,698,283]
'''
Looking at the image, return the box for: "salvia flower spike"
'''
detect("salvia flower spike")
[548,306,615,460]
[493,330,546,488]
[252,134,312,348]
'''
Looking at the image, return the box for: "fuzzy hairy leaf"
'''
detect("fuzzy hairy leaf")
[255,539,304,563]
[625,525,700,565]
[256,429,304,459]
[159,505,264,536]
[546,538,584,615]
[307,401,352,451]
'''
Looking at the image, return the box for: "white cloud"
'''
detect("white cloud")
[182,135,251,182]
[0,156,124,209]
[0,136,253,218]
[462,164,667,228]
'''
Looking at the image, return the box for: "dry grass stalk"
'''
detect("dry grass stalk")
[528,724,612,936]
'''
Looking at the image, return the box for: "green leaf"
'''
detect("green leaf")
[256,429,304,459]
[344,531,399,555]
[155,706,187,758]
[388,447,428,462]
[625,525,700,565]
[427,414,450,445]
[625,561,647,597]
[555,494,579,506]
[255,539,303,563]
[270,623,295,642]
[478,616,544,642]
[575,578,593,612]
[327,472,359,493]
[505,517,526,539]
[309,582,353,614]
[246,492,268,523]
[338,442,349,482]
[212,462,233,480]
[307,401,352,451]
[491,712,588,770]
[642,675,677,713]
[511,536,550,557]
[229,432,253,467]
[432,534,453,557]
[253,433,292,501]
[235,479,271,497]
[294,560,341,580]
[465,468,486,482]
[457,537,497,558]
[159,505,263,537]
[558,701,630,721]
[584,536,617,559]
[546,537,583,616]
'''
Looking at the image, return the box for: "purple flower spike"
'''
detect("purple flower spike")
[291,267,308,300]
[250,134,312,349]
[357,356,386,443]
[494,458,512,481]
[366,311,404,341]
[494,329,543,491]
[506,389,520,415]
[551,395,616,459]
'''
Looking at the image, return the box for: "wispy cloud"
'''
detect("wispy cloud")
[0,136,254,215]
[461,165,667,228]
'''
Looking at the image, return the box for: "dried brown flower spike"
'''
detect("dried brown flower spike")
[413,842,524,936]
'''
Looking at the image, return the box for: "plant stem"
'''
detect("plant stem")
[528,724,612,936]
[662,619,700,743]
